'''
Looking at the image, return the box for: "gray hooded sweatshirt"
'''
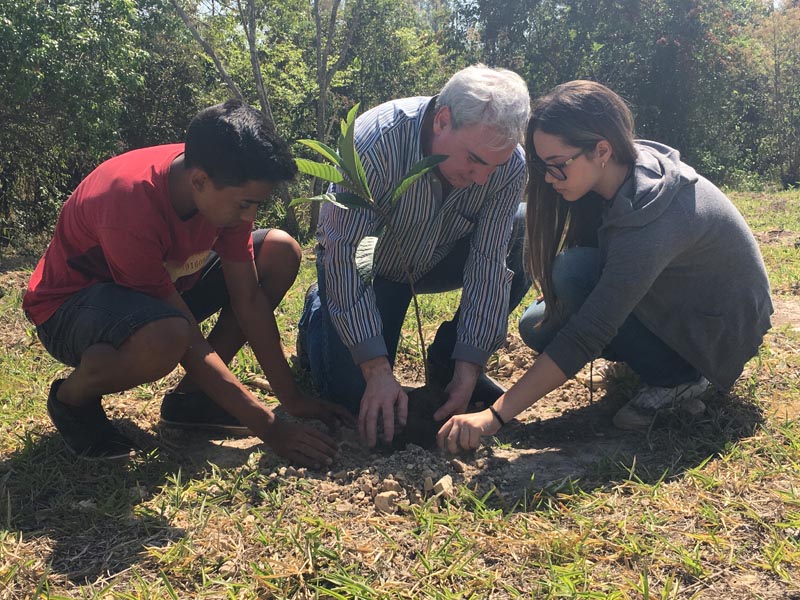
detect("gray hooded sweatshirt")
[544,141,773,390]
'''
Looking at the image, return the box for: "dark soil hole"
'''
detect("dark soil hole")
[377,385,448,453]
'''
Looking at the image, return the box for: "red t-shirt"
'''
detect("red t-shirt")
[23,144,254,325]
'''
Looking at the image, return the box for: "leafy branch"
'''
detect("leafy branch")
[292,104,447,385]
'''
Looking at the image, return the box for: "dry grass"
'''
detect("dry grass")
[1,190,800,598]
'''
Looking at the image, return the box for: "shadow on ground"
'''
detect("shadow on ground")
[0,417,266,585]
[462,383,765,506]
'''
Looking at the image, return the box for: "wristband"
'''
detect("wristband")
[489,406,506,427]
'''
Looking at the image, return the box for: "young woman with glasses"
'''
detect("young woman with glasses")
[438,80,773,453]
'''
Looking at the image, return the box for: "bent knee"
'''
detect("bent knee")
[259,229,301,264]
[518,310,547,352]
[128,316,191,364]
[256,229,302,280]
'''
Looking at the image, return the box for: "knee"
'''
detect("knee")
[518,301,548,352]
[551,247,600,312]
[256,229,302,281]
[131,317,191,373]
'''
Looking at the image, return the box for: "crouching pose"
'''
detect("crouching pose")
[24,100,349,465]
[438,80,773,452]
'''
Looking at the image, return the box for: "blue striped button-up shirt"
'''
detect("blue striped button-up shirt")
[317,96,526,366]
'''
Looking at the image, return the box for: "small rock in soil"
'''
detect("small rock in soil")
[381,479,403,493]
[433,475,454,497]
[375,491,399,513]
[449,459,466,473]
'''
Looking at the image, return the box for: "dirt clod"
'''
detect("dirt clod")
[374,491,399,513]
[433,474,454,497]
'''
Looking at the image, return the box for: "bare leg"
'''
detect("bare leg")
[58,317,191,407]
[174,229,302,392]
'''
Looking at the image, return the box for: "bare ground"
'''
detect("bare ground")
[3,259,796,506]
[3,257,800,598]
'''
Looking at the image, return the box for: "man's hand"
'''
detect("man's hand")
[266,420,339,468]
[433,360,480,421]
[437,408,500,453]
[358,356,408,447]
[281,390,356,430]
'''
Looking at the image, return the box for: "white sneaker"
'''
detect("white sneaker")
[575,359,632,390]
[613,376,711,431]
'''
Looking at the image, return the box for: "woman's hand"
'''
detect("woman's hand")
[437,409,501,453]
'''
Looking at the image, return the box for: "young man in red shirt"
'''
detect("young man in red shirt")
[24,99,349,465]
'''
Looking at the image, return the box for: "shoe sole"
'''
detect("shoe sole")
[158,418,252,436]
[61,443,135,461]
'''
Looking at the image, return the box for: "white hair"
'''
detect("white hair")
[437,64,531,146]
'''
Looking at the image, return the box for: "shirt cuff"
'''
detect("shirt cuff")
[350,335,389,365]
[451,342,490,366]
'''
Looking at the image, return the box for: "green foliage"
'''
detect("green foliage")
[744,7,800,186]
[0,0,145,246]
[338,0,446,110]
[5,0,800,252]
[118,0,207,149]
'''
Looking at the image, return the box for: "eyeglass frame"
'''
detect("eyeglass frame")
[531,148,587,181]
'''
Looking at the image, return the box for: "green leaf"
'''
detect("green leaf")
[289,193,344,208]
[338,104,371,199]
[355,235,379,284]
[299,135,365,199]
[289,191,373,211]
[297,139,343,168]
[388,154,448,204]
[295,158,344,184]
[333,191,374,210]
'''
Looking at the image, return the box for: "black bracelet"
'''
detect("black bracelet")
[489,406,506,427]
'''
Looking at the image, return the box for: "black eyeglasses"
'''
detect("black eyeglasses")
[531,149,586,181]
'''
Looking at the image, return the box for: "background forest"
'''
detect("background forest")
[2,0,800,247]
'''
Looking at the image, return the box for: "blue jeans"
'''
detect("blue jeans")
[299,203,530,412]
[518,247,699,388]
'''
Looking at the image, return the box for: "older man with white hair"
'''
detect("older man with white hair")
[298,65,531,448]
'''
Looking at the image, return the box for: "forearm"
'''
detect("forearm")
[451,360,480,391]
[164,291,280,440]
[490,352,568,423]
[360,355,393,382]
[180,334,277,437]
[232,295,302,404]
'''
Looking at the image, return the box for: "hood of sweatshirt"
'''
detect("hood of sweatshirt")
[600,140,699,232]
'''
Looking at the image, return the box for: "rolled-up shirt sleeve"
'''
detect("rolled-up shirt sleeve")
[454,156,525,364]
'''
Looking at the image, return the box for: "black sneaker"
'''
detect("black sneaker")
[46,379,136,460]
[159,390,251,435]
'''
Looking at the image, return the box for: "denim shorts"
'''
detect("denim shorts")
[36,228,270,367]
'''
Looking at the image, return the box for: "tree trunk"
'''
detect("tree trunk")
[173,0,299,235]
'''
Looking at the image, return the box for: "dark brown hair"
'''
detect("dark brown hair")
[185,99,297,187]
[525,81,636,317]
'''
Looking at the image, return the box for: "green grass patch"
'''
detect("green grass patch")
[0,190,798,597]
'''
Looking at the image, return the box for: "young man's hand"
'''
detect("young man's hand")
[358,356,408,447]
[266,420,339,468]
[281,391,356,430]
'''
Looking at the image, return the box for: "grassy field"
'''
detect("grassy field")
[0,190,799,599]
